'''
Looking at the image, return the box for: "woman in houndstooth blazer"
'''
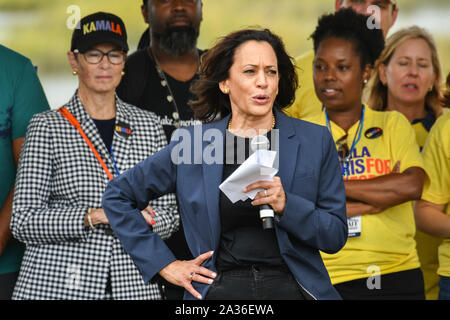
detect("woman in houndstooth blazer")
[10,12,179,300]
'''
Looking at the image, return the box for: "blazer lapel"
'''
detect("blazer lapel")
[199,111,299,248]
[275,110,300,192]
[201,115,230,249]
[65,93,116,176]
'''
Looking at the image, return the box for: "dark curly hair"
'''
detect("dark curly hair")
[189,28,298,122]
[311,8,385,69]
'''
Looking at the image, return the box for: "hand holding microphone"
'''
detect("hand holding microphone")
[244,177,286,221]
[260,191,275,230]
[247,134,285,229]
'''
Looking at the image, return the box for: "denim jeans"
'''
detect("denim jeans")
[205,264,310,300]
[438,276,450,300]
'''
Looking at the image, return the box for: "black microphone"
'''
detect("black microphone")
[250,135,275,230]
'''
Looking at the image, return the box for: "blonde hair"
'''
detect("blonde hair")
[368,26,443,118]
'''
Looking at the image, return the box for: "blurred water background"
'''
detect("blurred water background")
[1,0,449,109]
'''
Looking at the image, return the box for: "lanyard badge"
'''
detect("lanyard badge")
[347,216,362,238]
[324,105,366,238]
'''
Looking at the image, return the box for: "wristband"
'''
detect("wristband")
[87,208,95,231]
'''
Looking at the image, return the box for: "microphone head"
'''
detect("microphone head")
[250,135,270,152]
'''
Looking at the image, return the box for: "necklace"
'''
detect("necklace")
[149,47,200,128]
[228,112,276,131]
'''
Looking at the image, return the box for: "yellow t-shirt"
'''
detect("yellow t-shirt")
[306,106,424,285]
[412,112,441,300]
[421,111,450,278]
[284,50,322,120]
[413,122,429,152]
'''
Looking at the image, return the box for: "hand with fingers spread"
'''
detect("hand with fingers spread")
[244,176,287,215]
[158,251,217,300]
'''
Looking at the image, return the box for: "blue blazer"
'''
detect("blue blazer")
[102,109,347,300]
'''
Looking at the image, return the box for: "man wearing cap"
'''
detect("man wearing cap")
[116,0,204,300]
[284,0,399,120]
[10,12,178,300]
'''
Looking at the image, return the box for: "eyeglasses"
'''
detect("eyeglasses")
[74,49,126,65]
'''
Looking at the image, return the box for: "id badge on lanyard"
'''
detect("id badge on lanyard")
[347,216,361,238]
[324,105,365,238]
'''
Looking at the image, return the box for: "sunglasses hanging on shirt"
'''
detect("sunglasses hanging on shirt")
[324,105,365,178]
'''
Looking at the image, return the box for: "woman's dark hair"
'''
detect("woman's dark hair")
[189,28,298,122]
[311,8,385,69]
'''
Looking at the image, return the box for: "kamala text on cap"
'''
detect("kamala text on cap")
[83,20,122,36]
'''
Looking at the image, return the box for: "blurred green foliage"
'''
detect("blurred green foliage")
[0,0,449,78]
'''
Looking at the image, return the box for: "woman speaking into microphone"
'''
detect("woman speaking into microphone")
[102,28,348,300]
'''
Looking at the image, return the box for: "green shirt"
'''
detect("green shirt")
[0,45,49,274]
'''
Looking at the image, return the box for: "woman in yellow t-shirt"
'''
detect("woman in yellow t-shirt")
[309,9,426,299]
[368,26,444,150]
[368,26,445,300]
[415,73,450,300]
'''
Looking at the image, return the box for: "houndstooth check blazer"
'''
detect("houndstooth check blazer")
[10,92,179,300]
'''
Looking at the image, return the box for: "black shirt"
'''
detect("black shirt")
[92,118,115,153]
[411,105,436,132]
[117,48,202,141]
[137,28,150,51]
[216,130,285,271]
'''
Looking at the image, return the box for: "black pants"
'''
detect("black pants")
[0,272,18,300]
[205,265,311,300]
[158,279,185,300]
[334,268,425,300]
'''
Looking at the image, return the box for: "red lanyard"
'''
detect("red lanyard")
[58,107,114,180]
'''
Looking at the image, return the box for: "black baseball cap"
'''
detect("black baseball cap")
[71,12,129,53]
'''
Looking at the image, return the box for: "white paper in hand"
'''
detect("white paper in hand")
[219,150,278,203]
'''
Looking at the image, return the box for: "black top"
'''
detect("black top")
[411,105,436,132]
[92,118,115,153]
[216,130,285,271]
[117,48,203,141]
[137,28,150,51]
[116,48,205,261]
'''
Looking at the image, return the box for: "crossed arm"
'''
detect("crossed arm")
[345,166,425,218]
